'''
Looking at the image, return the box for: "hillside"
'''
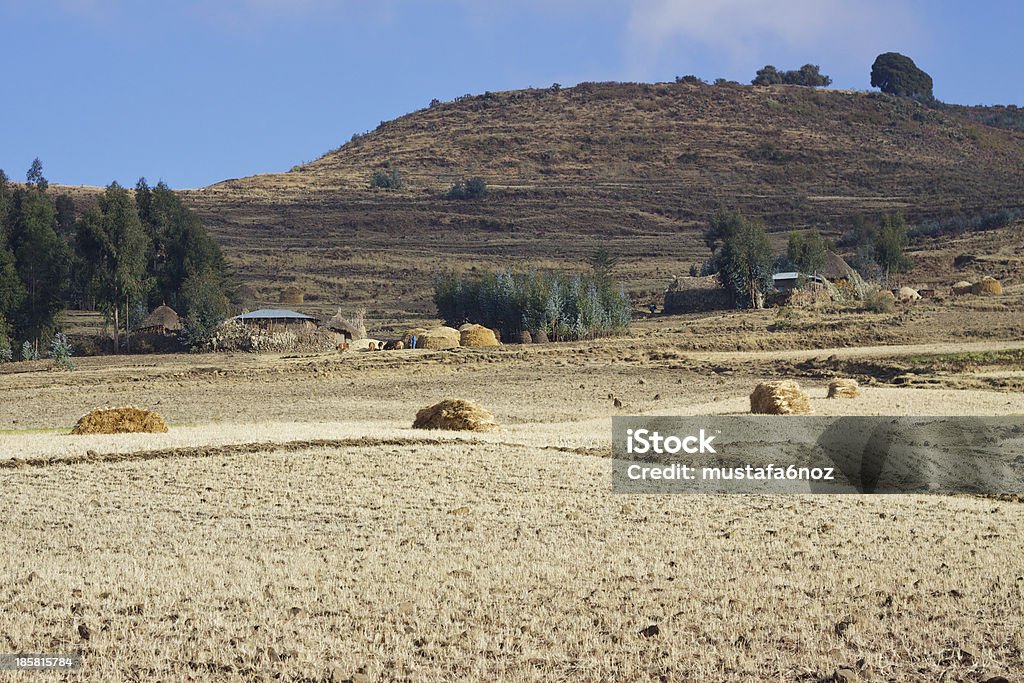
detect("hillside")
[179,81,1024,315]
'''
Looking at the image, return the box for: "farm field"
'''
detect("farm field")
[2,318,1022,682]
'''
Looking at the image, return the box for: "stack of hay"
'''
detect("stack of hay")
[413,399,498,432]
[460,324,499,347]
[952,281,973,295]
[750,381,813,415]
[71,406,169,435]
[972,276,1003,296]
[517,330,533,344]
[403,326,461,350]
[827,378,860,399]
[279,285,305,305]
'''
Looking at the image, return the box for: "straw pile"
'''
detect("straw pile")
[952,281,973,295]
[533,330,549,344]
[71,406,169,435]
[280,285,304,305]
[897,287,921,302]
[415,326,461,350]
[750,381,813,415]
[827,378,860,399]
[460,324,499,347]
[413,399,498,432]
[402,327,428,348]
[517,330,533,344]
[972,276,1002,296]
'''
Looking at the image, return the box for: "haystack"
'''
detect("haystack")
[750,381,813,415]
[972,276,1002,296]
[533,330,549,344]
[827,378,860,399]
[897,286,921,302]
[952,281,973,295]
[280,285,305,305]
[71,406,169,435]
[413,399,497,432]
[517,330,533,344]
[460,324,499,348]
[402,327,428,348]
[409,326,460,350]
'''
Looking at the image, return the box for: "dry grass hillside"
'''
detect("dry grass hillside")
[173,81,1024,315]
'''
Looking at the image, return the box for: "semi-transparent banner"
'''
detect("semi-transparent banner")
[611,416,1024,494]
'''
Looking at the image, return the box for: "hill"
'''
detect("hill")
[180,81,1024,315]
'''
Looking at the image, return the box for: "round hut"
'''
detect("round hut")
[133,305,182,335]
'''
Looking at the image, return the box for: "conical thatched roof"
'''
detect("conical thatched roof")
[135,305,181,332]
[326,309,366,339]
[820,252,857,282]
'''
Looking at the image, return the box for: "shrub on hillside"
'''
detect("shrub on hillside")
[445,177,487,200]
[370,169,403,190]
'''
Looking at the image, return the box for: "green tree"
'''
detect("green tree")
[752,65,783,85]
[77,182,150,352]
[753,64,831,87]
[786,229,828,274]
[587,247,620,294]
[179,268,230,349]
[871,52,933,100]
[705,210,774,309]
[6,186,70,342]
[140,182,229,313]
[873,213,910,281]
[26,158,48,193]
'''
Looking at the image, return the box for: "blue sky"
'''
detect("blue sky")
[1,0,1021,188]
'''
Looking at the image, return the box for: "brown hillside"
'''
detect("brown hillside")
[177,81,1024,314]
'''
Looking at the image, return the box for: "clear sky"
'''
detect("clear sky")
[1,0,1021,189]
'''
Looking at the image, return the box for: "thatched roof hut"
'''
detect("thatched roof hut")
[820,252,858,283]
[134,305,181,334]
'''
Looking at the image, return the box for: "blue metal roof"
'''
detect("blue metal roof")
[231,308,316,321]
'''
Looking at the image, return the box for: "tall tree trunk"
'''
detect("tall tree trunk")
[125,292,130,353]
[113,303,120,354]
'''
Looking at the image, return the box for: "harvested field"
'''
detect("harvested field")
[2,331,1023,681]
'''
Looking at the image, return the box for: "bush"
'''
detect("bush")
[21,341,38,361]
[434,268,631,342]
[445,177,487,200]
[47,331,75,370]
[863,290,896,314]
[752,64,831,87]
[370,169,403,190]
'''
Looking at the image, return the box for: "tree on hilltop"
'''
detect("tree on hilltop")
[871,52,933,100]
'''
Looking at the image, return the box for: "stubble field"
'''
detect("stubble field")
[1,316,1023,682]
